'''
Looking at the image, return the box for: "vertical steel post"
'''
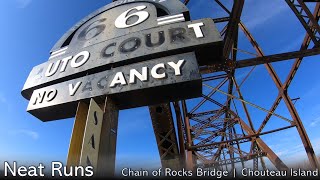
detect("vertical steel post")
[173,101,186,167]
[149,104,181,169]
[181,100,194,170]
[80,99,104,171]
[97,97,119,176]
[67,102,89,167]
[67,97,119,176]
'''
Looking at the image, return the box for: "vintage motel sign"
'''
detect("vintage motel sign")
[22,0,223,121]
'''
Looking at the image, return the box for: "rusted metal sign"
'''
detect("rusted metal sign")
[27,52,202,121]
[22,18,222,99]
[22,0,223,121]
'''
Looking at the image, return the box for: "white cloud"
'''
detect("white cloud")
[16,0,32,8]
[267,138,320,166]
[275,149,289,157]
[310,117,320,127]
[9,129,39,140]
[280,34,306,53]
[242,1,288,29]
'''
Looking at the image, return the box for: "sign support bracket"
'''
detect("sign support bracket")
[67,97,119,176]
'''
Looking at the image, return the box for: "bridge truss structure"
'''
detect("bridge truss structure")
[146,0,320,171]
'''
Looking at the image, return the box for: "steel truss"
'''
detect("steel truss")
[149,0,320,171]
[111,0,320,172]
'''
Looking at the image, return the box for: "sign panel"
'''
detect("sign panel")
[27,52,201,121]
[22,18,222,99]
[50,0,190,52]
[22,0,223,121]
[80,99,104,170]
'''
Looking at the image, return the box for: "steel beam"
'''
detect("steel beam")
[240,21,320,170]
[181,100,196,170]
[96,97,119,176]
[173,101,186,167]
[190,125,296,151]
[67,102,89,167]
[236,47,320,68]
[149,104,181,169]
[257,3,320,134]
[198,152,267,167]
[237,118,289,171]
[190,78,228,114]
[222,0,244,58]
[286,0,320,46]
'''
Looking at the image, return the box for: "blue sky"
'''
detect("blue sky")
[0,0,320,172]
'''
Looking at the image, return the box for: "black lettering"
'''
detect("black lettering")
[97,76,108,89]
[101,42,116,58]
[145,31,165,47]
[88,135,95,149]
[78,18,106,41]
[119,37,141,53]
[169,27,189,42]
[33,91,46,105]
[46,60,61,77]
[82,81,92,92]
[93,111,98,125]
[46,89,57,102]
